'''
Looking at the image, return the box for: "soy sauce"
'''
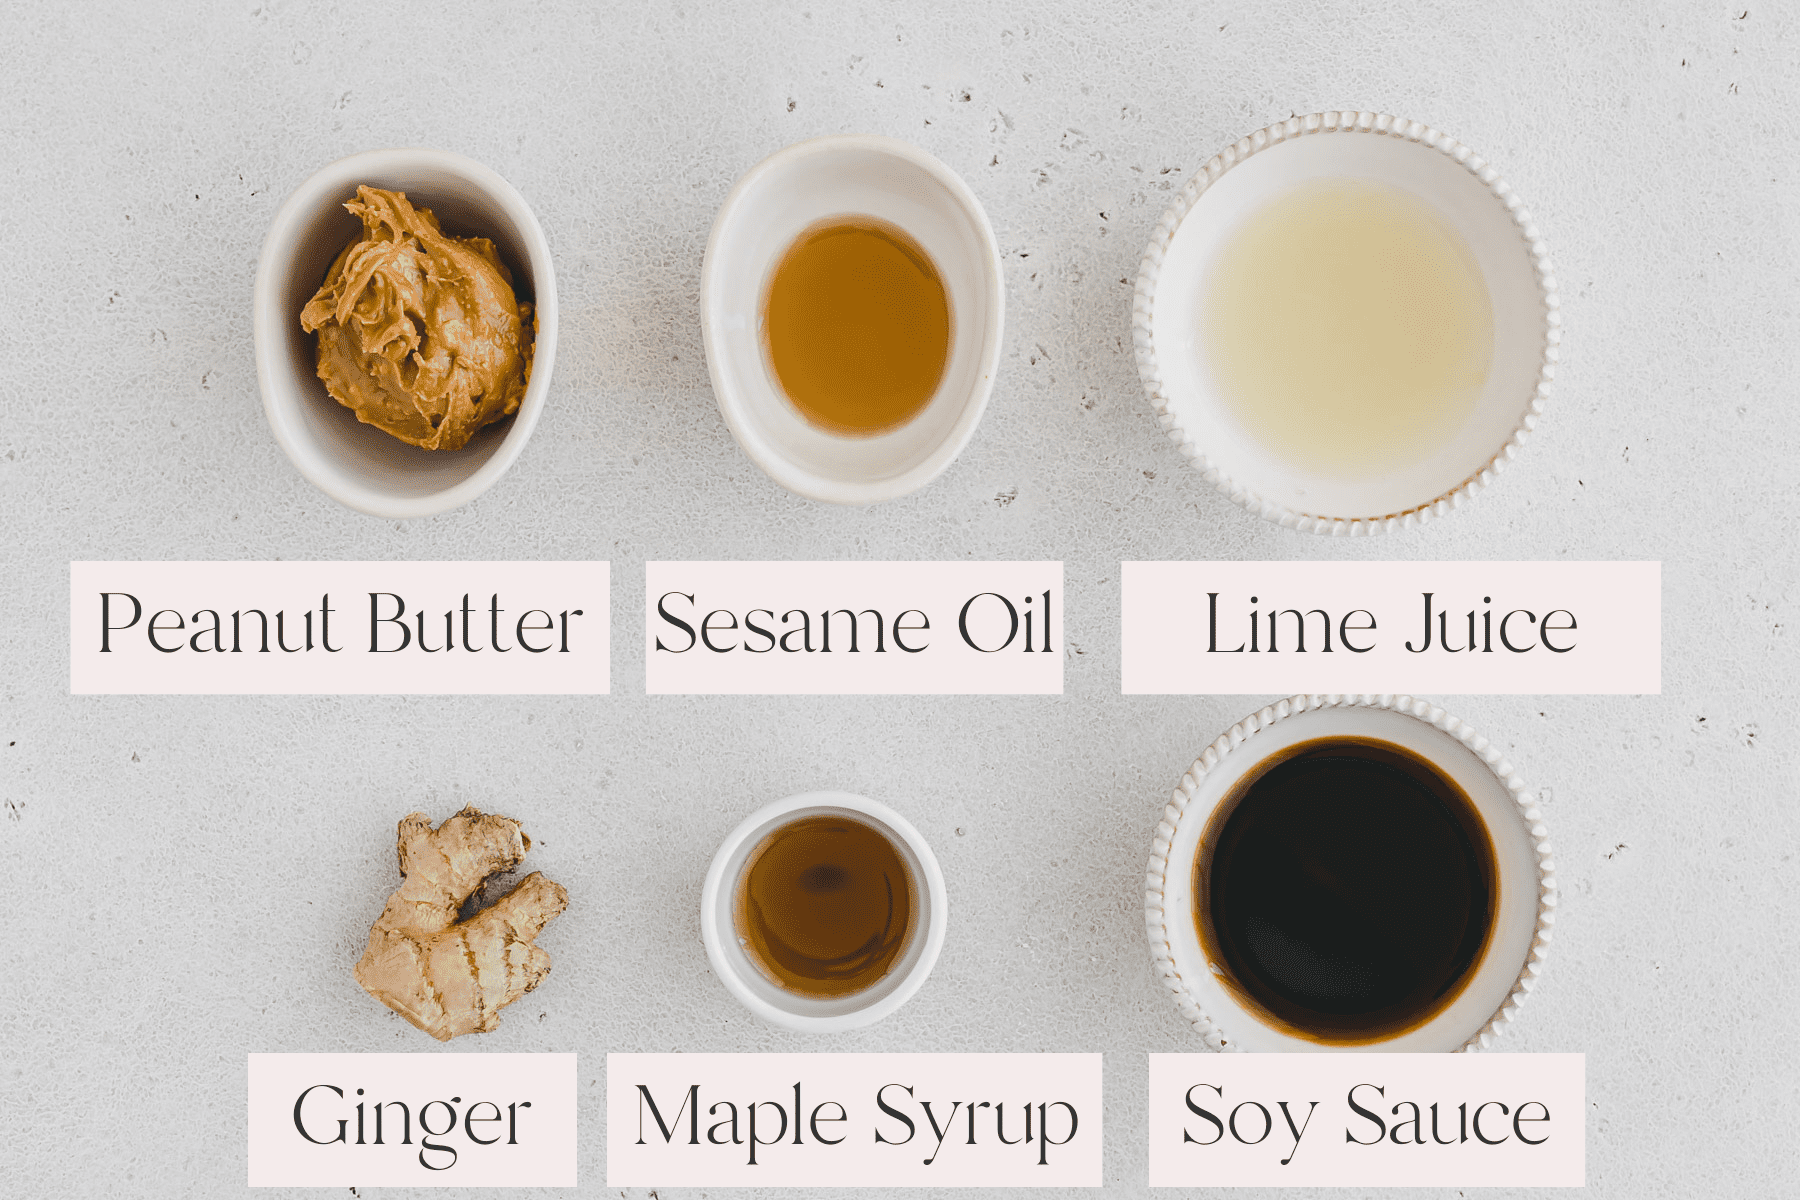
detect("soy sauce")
[1197,737,1497,1044]
[736,814,915,997]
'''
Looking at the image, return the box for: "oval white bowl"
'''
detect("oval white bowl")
[701,136,1005,505]
[1145,694,1555,1052]
[1134,113,1559,535]
[253,148,558,519]
[701,791,948,1033]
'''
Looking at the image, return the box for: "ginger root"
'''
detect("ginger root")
[354,805,568,1041]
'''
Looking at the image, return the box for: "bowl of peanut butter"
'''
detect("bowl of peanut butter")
[255,148,558,518]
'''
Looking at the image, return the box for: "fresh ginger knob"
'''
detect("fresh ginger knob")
[354,805,569,1041]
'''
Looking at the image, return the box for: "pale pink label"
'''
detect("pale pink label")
[607,1052,1102,1186]
[247,1053,577,1187]
[1148,1053,1585,1187]
[1122,561,1659,694]
[645,561,1064,694]
[70,561,609,694]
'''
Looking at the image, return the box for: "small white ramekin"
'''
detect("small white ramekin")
[1145,694,1556,1052]
[1133,112,1559,535]
[701,791,948,1033]
[701,136,1004,505]
[253,148,558,519]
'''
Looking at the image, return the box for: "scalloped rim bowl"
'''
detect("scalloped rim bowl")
[1144,694,1556,1052]
[254,148,558,519]
[1133,112,1559,535]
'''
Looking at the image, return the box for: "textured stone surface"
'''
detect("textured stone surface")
[1,2,1795,1197]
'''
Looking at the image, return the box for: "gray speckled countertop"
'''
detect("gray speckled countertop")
[2,2,1795,1197]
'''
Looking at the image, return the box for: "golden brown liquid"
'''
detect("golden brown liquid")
[1203,179,1493,477]
[761,216,951,436]
[1196,737,1497,1045]
[736,815,915,997]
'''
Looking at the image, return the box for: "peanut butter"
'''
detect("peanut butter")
[300,186,535,451]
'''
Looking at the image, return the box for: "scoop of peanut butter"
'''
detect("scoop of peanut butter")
[300,186,535,451]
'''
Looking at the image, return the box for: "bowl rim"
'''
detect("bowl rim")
[1131,111,1560,536]
[700,789,949,1032]
[1143,693,1556,1052]
[700,134,1005,505]
[252,146,558,519]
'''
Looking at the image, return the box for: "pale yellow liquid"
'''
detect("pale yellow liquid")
[1203,179,1493,477]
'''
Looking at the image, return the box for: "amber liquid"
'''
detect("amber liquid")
[1197,737,1497,1044]
[735,814,916,997]
[761,216,951,436]
[1203,179,1493,477]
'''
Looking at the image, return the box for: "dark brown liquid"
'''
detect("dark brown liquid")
[736,815,915,997]
[761,216,951,436]
[1197,737,1496,1044]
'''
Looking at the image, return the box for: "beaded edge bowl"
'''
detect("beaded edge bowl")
[1131,112,1560,535]
[1143,693,1557,1051]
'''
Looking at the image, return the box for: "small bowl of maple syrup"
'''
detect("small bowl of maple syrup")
[701,136,1005,505]
[701,790,949,1032]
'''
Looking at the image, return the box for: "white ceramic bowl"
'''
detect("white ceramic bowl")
[701,136,1004,505]
[1134,113,1559,534]
[1145,695,1555,1052]
[701,791,948,1032]
[253,148,558,519]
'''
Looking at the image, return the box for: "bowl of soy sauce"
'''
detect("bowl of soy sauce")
[1146,695,1554,1052]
